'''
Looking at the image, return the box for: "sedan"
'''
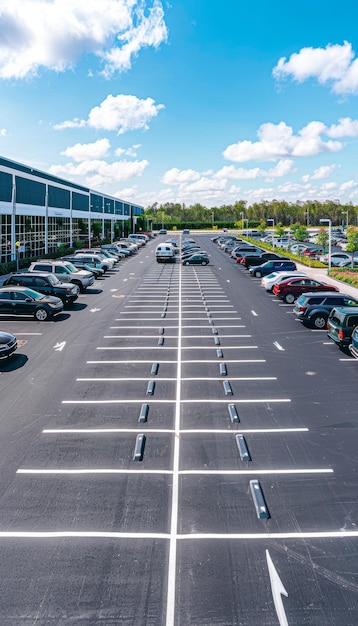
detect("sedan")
[182,253,209,266]
[0,287,63,320]
[261,271,308,292]
[319,252,356,265]
[272,277,339,303]
[349,326,358,359]
[0,331,17,359]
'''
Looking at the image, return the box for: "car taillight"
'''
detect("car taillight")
[339,329,344,339]
[299,306,306,312]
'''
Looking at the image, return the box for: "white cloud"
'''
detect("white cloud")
[214,159,295,180]
[340,180,357,191]
[49,158,149,185]
[61,138,111,162]
[272,41,358,96]
[0,128,8,136]
[54,94,164,134]
[161,168,201,185]
[115,143,141,157]
[101,0,168,78]
[0,0,168,79]
[326,117,358,138]
[301,164,337,182]
[223,121,343,163]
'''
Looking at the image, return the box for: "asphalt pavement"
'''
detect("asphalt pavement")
[0,235,357,624]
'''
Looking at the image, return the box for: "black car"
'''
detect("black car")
[248,260,297,278]
[293,292,358,329]
[0,287,63,321]
[240,252,288,269]
[182,253,209,266]
[0,331,17,359]
[3,272,79,306]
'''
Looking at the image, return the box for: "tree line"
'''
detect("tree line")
[144,199,357,229]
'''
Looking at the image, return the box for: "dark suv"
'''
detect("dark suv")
[293,292,358,329]
[240,252,288,269]
[327,307,358,349]
[249,260,297,278]
[3,273,79,306]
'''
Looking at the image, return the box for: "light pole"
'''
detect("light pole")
[212,212,214,229]
[320,218,332,271]
[304,209,309,226]
[341,210,349,230]
[267,218,275,245]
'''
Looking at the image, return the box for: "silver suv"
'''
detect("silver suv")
[28,260,94,291]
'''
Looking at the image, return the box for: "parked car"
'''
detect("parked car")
[319,252,356,266]
[183,229,190,234]
[248,259,297,278]
[27,260,94,291]
[102,244,131,257]
[327,307,358,349]
[293,292,358,329]
[231,245,263,260]
[349,326,358,359]
[0,330,17,359]
[156,244,176,263]
[261,271,307,292]
[3,272,79,306]
[158,229,167,235]
[182,253,209,266]
[0,287,63,320]
[240,252,289,269]
[60,257,105,277]
[75,249,116,269]
[72,253,111,272]
[272,277,339,304]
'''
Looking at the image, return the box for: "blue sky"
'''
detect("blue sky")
[1,0,358,209]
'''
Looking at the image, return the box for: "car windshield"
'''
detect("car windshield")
[47,275,61,285]
[64,262,78,273]
[22,288,45,300]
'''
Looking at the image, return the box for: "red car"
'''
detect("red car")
[272,277,339,304]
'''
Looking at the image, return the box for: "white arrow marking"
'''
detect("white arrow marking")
[266,550,289,626]
[90,308,101,313]
[110,289,118,292]
[251,310,258,316]
[273,341,285,351]
[53,341,66,352]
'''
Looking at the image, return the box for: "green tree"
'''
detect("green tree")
[345,226,358,267]
[291,222,308,241]
[316,228,329,252]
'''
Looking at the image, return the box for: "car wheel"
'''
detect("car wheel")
[311,314,327,329]
[73,280,84,292]
[284,293,295,304]
[201,261,207,265]
[184,261,190,266]
[34,307,49,321]
[254,270,261,277]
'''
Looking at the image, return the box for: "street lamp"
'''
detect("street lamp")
[342,210,349,230]
[212,211,214,229]
[320,218,332,271]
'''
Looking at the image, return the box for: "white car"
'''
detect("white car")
[319,252,354,265]
[261,271,308,292]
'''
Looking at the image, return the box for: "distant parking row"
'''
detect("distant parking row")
[0,234,152,358]
[213,234,358,359]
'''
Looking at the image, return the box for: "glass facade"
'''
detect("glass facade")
[0,157,144,264]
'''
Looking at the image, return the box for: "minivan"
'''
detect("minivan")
[327,306,358,349]
[155,244,176,263]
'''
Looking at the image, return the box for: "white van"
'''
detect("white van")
[155,243,176,263]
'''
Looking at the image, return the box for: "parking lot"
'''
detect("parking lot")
[0,234,357,625]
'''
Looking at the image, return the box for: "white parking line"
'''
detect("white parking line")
[43,428,308,434]
[0,530,356,540]
[75,376,277,382]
